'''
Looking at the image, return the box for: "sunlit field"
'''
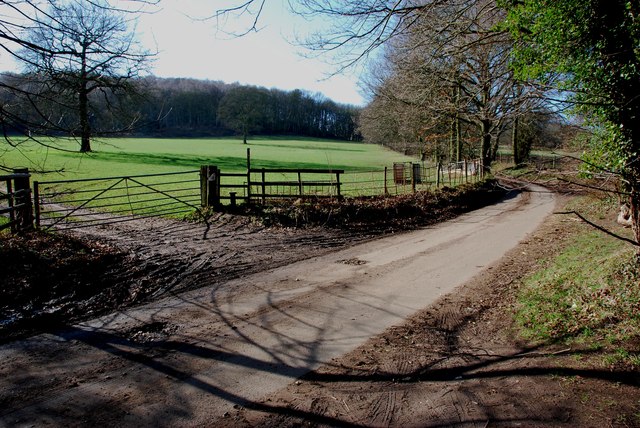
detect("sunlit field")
[2,136,417,182]
[3,137,435,226]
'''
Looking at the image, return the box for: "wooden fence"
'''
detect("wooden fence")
[201,165,343,207]
[3,157,490,231]
[199,159,483,209]
[0,169,33,233]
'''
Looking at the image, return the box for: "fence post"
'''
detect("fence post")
[13,168,33,232]
[261,168,266,204]
[436,163,441,188]
[33,181,41,229]
[200,165,220,208]
[298,171,303,196]
[209,166,220,208]
[6,178,14,232]
[336,172,342,198]
[384,167,388,195]
[246,148,252,203]
[411,165,416,193]
[465,161,469,184]
[200,166,208,207]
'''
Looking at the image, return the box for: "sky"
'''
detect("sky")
[136,0,367,106]
[0,0,367,106]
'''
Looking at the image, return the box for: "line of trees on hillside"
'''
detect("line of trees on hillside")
[0,74,361,143]
[138,78,361,141]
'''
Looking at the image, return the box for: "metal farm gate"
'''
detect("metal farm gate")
[6,153,489,234]
[34,170,202,231]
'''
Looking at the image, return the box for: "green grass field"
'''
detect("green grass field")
[2,137,431,223]
[2,136,417,182]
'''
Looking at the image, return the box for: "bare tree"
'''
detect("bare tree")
[359,54,444,158]
[10,0,155,152]
[358,0,550,168]
[212,1,554,165]
[211,1,481,68]
[0,0,157,154]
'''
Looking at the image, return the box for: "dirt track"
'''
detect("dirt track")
[0,187,561,427]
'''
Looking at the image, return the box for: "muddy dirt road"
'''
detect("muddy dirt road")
[0,188,555,427]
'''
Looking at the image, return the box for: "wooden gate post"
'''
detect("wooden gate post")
[200,166,208,207]
[208,166,220,208]
[384,167,388,195]
[246,148,252,203]
[200,165,220,208]
[261,169,266,204]
[13,168,33,232]
[33,181,41,229]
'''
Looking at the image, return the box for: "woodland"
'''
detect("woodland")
[0,75,361,141]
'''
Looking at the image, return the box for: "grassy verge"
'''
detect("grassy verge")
[515,195,640,368]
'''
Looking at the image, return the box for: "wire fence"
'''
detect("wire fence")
[3,152,567,233]
[206,159,483,205]
[342,160,482,197]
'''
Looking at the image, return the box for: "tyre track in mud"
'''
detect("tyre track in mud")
[1,208,374,343]
[65,213,373,301]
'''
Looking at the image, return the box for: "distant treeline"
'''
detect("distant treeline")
[0,74,361,141]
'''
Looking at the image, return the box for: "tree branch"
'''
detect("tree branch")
[556,210,639,247]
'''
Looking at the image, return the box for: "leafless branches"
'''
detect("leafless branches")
[0,0,156,151]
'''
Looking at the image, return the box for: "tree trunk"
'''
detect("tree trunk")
[449,114,462,163]
[454,84,461,163]
[449,118,455,163]
[481,119,492,172]
[79,47,91,153]
[79,87,91,152]
[626,125,640,259]
[620,98,640,259]
[629,182,640,261]
[455,112,461,163]
[512,117,520,166]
